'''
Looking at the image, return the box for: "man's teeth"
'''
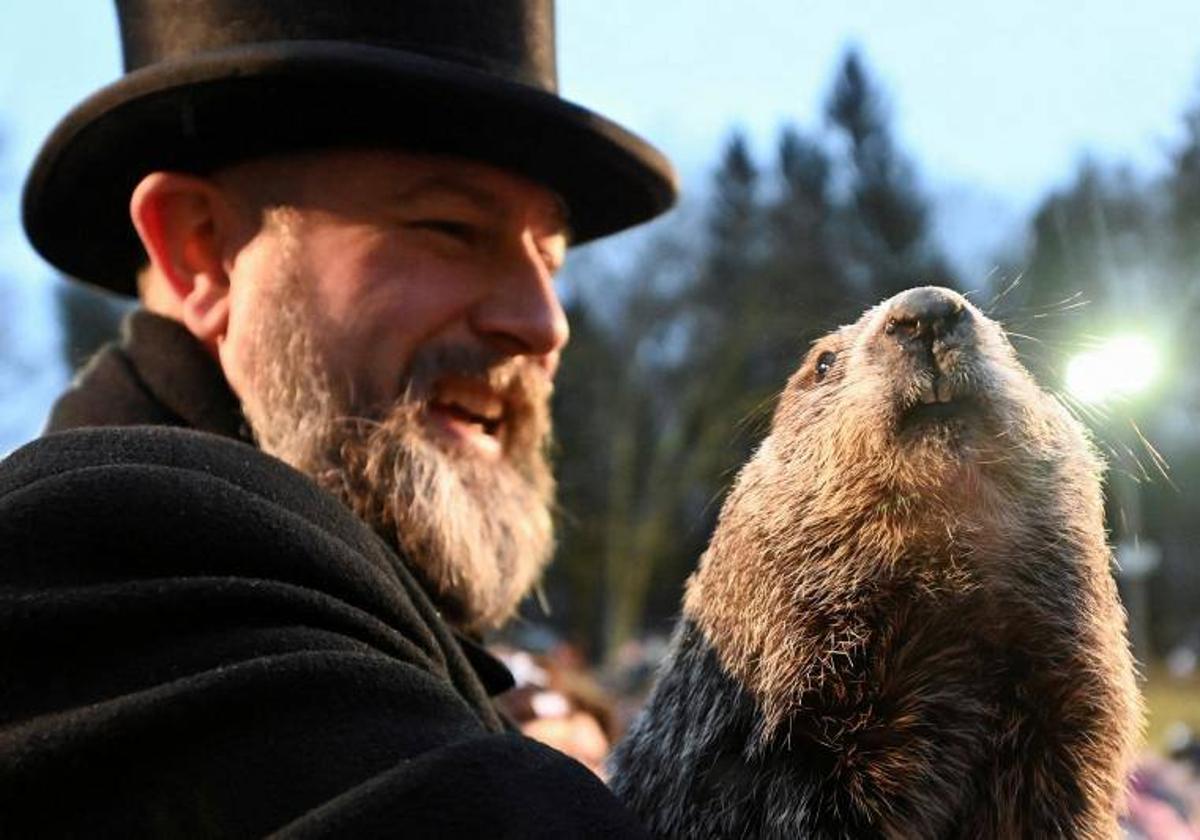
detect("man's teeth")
[448,397,501,422]
[435,387,503,423]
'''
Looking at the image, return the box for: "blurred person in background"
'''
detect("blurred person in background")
[493,645,618,780]
[0,1,675,836]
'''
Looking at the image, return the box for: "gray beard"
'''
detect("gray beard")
[237,270,556,634]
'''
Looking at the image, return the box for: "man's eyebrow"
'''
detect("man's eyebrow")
[393,175,571,237]
[394,176,502,212]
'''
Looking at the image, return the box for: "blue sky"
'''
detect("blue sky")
[2,1,1200,449]
[563,1,1200,197]
[4,2,1200,272]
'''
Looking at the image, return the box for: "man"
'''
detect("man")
[1,1,676,836]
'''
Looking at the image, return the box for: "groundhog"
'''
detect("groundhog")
[609,286,1142,839]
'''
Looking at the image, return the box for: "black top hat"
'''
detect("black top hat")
[22,0,679,296]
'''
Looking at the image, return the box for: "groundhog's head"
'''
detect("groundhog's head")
[688,287,1110,733]
[766,286,1101,549]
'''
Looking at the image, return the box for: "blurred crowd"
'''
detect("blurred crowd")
[1125,731,1200,839]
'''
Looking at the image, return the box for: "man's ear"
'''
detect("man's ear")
[130,172,240,347]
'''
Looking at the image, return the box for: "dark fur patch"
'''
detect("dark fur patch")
[610,619,878,840]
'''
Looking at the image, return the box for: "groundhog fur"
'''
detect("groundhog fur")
[609,287,1142,839]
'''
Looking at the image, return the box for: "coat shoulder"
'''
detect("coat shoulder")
[0,427,587,836]
[3,425,393,571]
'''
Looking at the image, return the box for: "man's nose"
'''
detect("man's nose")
[470,232,570,361]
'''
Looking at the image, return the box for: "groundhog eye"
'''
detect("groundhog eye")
[815,351,837,381]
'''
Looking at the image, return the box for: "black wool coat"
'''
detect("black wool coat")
[0,311,647,838]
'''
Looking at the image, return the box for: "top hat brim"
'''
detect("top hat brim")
[22,41,679,295]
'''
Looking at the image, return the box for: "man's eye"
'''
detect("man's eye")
[412,220,476,241]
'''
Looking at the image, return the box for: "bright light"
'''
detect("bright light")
[1065,334,1162,404]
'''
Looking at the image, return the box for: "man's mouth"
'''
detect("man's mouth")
[425,376,507,459]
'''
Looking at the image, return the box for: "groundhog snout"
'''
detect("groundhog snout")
[871,287,979,408]
[880,286,972,351]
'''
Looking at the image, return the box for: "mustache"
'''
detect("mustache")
[407,344,531,393]
[397,343,553,413]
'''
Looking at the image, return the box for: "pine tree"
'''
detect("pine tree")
[825,48,950,299]
[758,125,851,374]
[1168,99,1200,273]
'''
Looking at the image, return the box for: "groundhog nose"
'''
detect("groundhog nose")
[883,286,970,344]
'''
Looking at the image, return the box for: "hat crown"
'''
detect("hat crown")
[26,0,676,293]
[117,0,557,91]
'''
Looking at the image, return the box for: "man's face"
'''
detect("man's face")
[214,149,570,632]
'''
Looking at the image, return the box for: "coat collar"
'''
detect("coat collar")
[45,308,251,441]
[122,309,252,440]
[455,632,517,696]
